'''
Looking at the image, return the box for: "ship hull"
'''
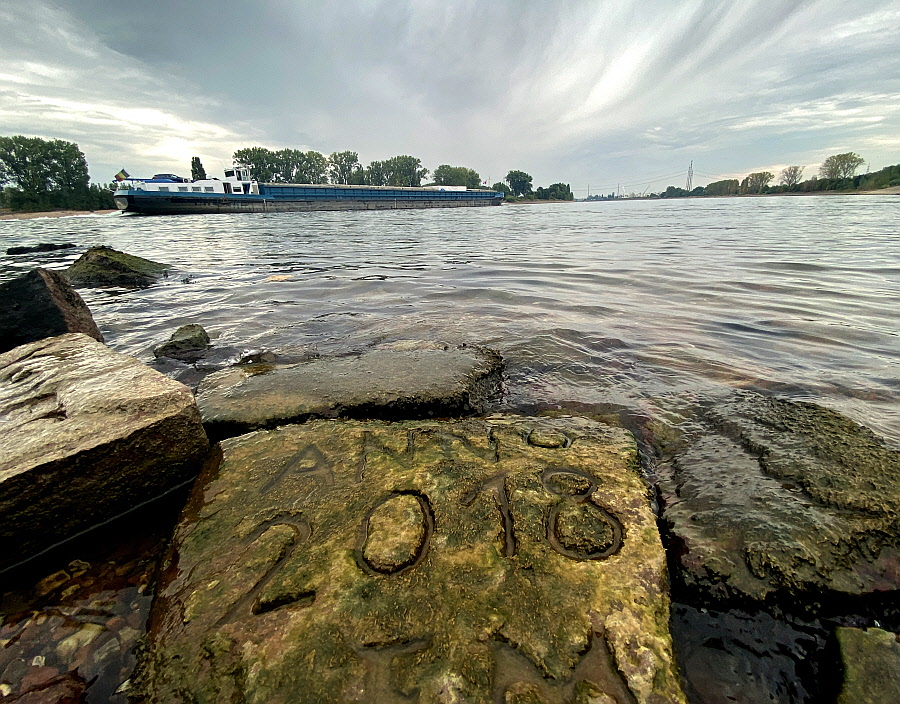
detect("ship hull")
[115,188,503,215]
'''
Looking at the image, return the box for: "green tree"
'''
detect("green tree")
[742,171,774,194]
[382,155,429,187]
[433,164,481,188]
[191,156,207,181]
[0,135,92,211]
[505,170,533,197]
[779,165,803,187]
[233,147,278,182]
[327,151,360,184]
[819,152,864,179]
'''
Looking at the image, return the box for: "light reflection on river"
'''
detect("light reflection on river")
[1,195,898,444]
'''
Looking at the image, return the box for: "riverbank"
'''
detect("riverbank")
[0,209,118,221]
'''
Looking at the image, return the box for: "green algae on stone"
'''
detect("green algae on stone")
[136,416,684,703]
[66,246,169,288]
[837,627,900,704]
[660,391,900,603]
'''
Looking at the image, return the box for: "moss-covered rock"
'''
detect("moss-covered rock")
[66,245,168,288]
[837,627,900,704]
[660,391,900,604]
[136,415,684,703]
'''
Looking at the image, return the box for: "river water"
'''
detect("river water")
[1,195,899,701]
[2,195,898,445]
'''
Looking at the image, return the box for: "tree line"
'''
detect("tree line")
[0,136,115,211]
[650,152,898,199]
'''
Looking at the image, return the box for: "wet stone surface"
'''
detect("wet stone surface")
[135,415,685,703]
[658,391,900,604]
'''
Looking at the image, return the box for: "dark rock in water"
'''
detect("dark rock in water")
[6,242,76,255]
[659,391,900,604]
[152,324,210,361]
[0,333,209,572]
[0,268,103,353]
[837,626,900,703]
[66,245,168,288]
[670,604,829,704]
[134,415,685,703]
[195,344,504,438]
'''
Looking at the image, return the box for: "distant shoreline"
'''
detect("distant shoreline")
[0,209,119,221]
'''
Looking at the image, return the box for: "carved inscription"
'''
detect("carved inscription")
[356,492,435,576]
[491,630,637,704]
[217,513,313,625]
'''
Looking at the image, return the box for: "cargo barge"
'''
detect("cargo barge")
[115,166,503,215]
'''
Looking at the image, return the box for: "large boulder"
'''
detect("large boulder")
[66,245,168,288]
[196,344,504,439]
[0,268,104,353]
[0,333,209,571]
[659,391,900,604]
[134,415,685,703]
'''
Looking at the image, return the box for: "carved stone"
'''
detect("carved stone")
[135,416,685,703]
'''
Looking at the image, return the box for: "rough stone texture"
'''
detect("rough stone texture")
[837,627,900,704]
[136,415,685,703]
[659,391,900,604]
[152,324,210,361]
[7,242,76,255]
[195,345,504,439]
[66,246,168,288]
[0,268,104,353]
[0,333,209,571]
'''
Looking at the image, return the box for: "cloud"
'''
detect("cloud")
[1,0,897,188]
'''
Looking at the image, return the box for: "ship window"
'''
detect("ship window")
[158,186,169,191]
[205,186,214,192]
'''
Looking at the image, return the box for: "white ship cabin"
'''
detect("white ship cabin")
[116,166,260,195]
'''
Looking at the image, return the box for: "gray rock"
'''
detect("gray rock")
[0,333,209,571]
[837,627,900,704]
[196,344,504,438]
[66,245,168,288]
[0,268,103,353]
[659,391,900,603]
[134,415,685,703]
[153,324,210,361]
[6,242,76,255]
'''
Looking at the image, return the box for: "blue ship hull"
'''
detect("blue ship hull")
[115,183,503,215]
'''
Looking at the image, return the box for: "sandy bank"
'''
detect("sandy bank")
[0,209,119,221]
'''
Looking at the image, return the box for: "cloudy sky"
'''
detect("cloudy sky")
[1,0,898,195]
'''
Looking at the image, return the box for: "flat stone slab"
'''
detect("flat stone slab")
[0,333,209,571]
[659,391,900,603]
[136,415,685,703]
[195,344,504,438]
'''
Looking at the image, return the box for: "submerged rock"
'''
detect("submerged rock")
[660,391,900,604]
[195,344,504,438]
[135,415,685,703]
[152,324,210,362]
[837,626,900,704]
[66,245,168,288]
[6,242,76,255]
[0,268,103,353]
[0,333,209,571]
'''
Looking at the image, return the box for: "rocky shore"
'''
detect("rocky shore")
[1,246,897,703]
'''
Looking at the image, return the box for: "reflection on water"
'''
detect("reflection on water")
[1,197,897,443]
